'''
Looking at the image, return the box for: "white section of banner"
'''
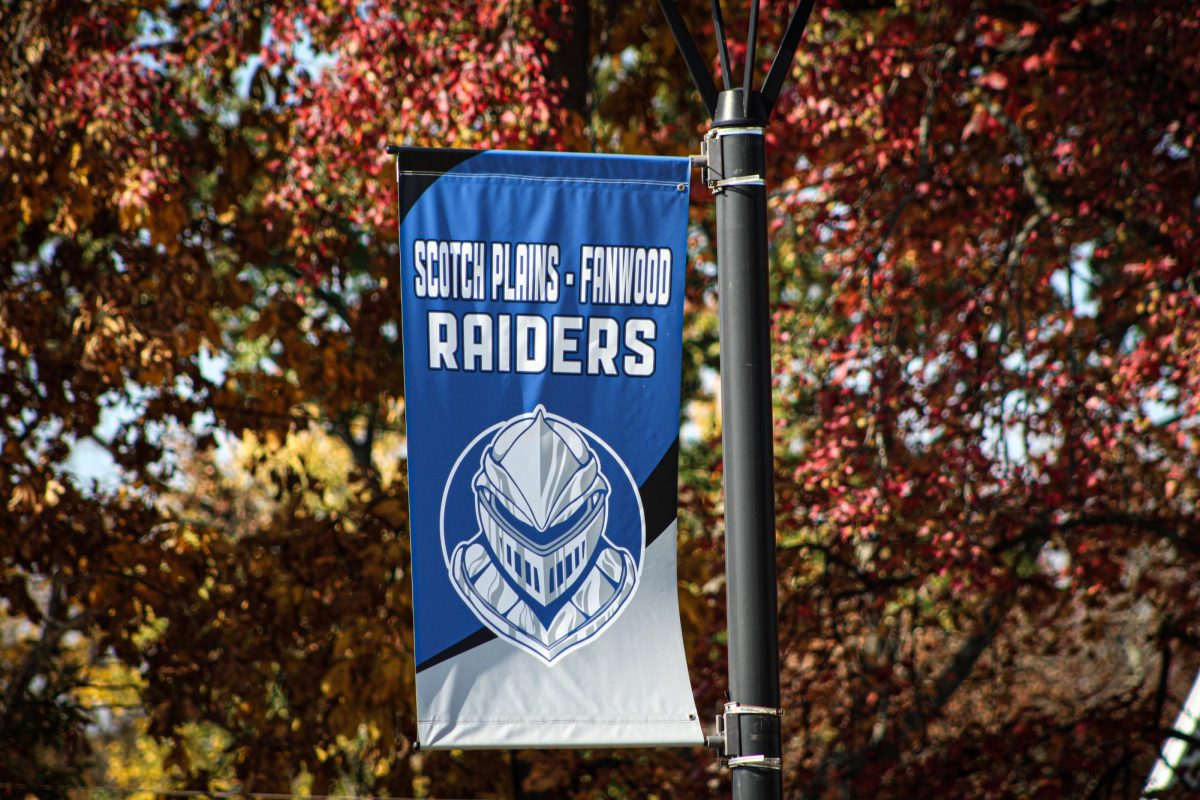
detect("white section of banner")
[416,522,704,748]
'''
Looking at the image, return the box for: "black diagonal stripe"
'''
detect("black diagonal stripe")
[417,626,496,673]
[397,146,483,224]
[640,438,680,546]
[415,437,681,672]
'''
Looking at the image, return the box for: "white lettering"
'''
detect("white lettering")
[577,245,672,306]
[462,312,492,371]
[623,318,656,376]
[552,317,584,374]
[587,318,619,376]
[516,315,547,373]
[428,311,458,370]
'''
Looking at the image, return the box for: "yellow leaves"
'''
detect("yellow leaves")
[23,36,46,69]
[3,314,30,357]
[52,182,97,236]
[93,716,173,799]
[76,298,168,385]
[117,201,146,235]
[43,478,64,507]
[76,663,244,796]
[6,483,33,512]
[235,424,359,514]
[7,478,64,514]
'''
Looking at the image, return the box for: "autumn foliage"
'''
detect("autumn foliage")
[2,0,1199,798]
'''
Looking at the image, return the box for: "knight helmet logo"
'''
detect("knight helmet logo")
[444,406,641,664]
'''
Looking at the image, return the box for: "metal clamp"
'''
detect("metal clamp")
[714,174,765,188]
[699,135,721,191]
[709,702,784,770]
[700,129,766,192]
[706,126,766,138]
[727,755,783,770]
[725,703,784,717]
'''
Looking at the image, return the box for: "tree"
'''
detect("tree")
[762,1,1200,795]
[1,0,1198,798]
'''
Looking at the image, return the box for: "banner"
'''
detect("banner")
[397,148,703,749]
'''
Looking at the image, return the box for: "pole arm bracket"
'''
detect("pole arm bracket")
[760,0,818,117]
[657,0,719,118]
[659,0,817,121]
[657,0,724,118]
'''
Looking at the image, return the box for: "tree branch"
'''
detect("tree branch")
[803,532,1047,797]
[0,574,78,725]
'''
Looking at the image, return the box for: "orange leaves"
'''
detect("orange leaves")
[148,198,190,251]
[116,178,189,252]
[370,497,408,528]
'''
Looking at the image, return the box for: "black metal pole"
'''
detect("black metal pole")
[656,3,817,797]
[710,87,782,800]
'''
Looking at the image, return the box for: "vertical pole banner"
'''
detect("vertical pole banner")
[396,148,704,749]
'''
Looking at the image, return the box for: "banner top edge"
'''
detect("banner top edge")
[399,170,685,188]
[391,146,692,176]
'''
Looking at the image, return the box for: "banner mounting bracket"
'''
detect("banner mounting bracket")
[711,702,784,770]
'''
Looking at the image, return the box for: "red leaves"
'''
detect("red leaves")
[770,2,1200,780]
[978,70,1009,91]
[257,2,576,266]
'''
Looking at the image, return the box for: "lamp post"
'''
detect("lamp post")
[657,3,817,798]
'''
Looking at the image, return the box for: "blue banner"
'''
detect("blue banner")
[398,149,702,748]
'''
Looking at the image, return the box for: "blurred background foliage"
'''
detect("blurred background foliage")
[1,0,1199,797]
